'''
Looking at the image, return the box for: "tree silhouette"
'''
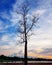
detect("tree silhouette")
[16,1,39,65]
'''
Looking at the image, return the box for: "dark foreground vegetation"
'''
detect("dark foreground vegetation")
[0,63,52,65]
[0,55,52,62]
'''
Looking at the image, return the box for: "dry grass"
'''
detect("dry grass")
[0,63,52,65]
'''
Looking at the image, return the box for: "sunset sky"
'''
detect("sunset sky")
[0,0,52,59]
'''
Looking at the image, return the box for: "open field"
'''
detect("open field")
[0,61,52,65]
[0,63,52,65]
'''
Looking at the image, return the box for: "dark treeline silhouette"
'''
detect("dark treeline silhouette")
[0,55,52,62]
[0,55,24,62]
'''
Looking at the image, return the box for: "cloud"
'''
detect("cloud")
[10,12,22,26]
[0,20,4,30]
[0,32,24,56]
[32,9,46,16]
[38,48,52,56]
[38,0,52,9]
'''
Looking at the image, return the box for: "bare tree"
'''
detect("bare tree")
[16,1,39,65]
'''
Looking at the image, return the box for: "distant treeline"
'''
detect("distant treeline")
[0,55,52,62]
[0,55,24,62]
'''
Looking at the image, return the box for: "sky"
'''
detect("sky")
[0,0,52,59]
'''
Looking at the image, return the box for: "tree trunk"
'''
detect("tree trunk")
[23,10,28,65]
[24,38,27,65]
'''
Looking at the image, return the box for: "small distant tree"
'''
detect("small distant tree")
[16,1,39,65]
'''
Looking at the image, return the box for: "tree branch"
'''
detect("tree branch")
[27,16,39,34]
[16,11,23,15]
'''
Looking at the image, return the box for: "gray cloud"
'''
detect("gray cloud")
[39,48,52,55]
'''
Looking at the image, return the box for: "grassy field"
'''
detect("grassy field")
[0,63,52,65]
[0,61,52,65]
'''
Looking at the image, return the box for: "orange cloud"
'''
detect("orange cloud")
[28,52,52,59]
